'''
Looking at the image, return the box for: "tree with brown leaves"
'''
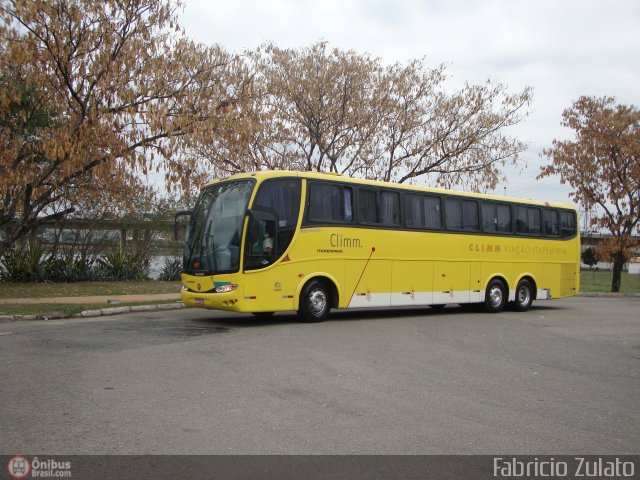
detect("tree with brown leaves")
[539,96,640,292]
[0,0,248,254]
[202,42,532,192]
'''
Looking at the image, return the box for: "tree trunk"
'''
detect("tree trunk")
[611,251,625,293]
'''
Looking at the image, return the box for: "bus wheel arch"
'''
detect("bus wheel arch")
[296,276,339,323]
[512,276,536,312]
[484,276,508,313]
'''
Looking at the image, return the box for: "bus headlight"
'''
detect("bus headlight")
[215,283,238,293]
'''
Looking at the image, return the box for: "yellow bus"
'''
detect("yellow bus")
[176,170,580,322]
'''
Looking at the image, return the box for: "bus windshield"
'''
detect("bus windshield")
[184,180,254,275]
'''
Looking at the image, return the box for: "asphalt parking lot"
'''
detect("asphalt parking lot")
[1,296,638,454]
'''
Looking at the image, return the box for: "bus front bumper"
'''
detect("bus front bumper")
[181,289,245,312]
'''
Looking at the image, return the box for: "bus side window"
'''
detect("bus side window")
[515,206,542,236]
[358,189,378,223]
[424,196,442,229]
[482,203,511,233]
[405,194,441,229]
[405,194,424,227]
[544,210,559,237]
[445,198,478,231]
[462,200,479,231]
[560,211,576,238]
[254,179,301,229]
[380,191,400,226]
[528,208,542,235]
[245,178,302,270]
[515,206,528,234]
[444,198,463,230]
[248,219,275,255]
[308,183,353,223]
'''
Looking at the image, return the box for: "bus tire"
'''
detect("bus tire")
[484,279,507,313]
[298,280,331,323]
[513,279,534,312]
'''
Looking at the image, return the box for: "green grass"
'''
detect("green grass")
[580,269,640,293]
[0,300,182,317]
[0,280,180,298]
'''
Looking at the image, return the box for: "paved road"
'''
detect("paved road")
[1,297,638,455]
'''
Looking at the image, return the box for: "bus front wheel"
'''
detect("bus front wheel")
[484,279,507,313]
[298,280,331,323]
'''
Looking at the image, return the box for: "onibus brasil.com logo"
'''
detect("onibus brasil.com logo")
[7,456,71,479]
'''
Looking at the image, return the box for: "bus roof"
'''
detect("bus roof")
[205,170,577,211]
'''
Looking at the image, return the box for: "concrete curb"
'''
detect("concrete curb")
[0,302,185,323]
[73,302,185,318]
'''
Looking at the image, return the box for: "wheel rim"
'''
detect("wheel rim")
[488,285,503,308]
[517,285,531,306]
[308,288,327,316]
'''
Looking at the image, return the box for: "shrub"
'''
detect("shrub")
[97,244,149,280]
[0,242,152,283]
[581,247,599,268]
[43,247,98,282]
[0,242,48,282]
[158,257,182,281]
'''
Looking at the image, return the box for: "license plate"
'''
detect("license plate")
[194,298,205,305]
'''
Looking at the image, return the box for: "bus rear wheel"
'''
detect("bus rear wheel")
[513,279,534,312]
[298,280,331,323]
[484,279,507,313]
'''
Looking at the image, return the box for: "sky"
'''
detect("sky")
[179,0,640,212]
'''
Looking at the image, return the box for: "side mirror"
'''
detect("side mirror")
[173,210,192,241]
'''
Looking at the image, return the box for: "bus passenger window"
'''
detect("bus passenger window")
[445,198,478,231]
[544,210,559,236]
[515,207,528,234]
[462,200,479,231]
[405,194,424,227]
[560,211,576,238]
[424,197,442,229]
[528,208,542,235]
[358,189,400,226]
[405,195,441,229]
[308,183,353,223]
[482,203,511,233]
[254,178,301,229]
[515,206,542,235]
[380,191,400,226]
[358,189,378,223]
[445,199,463,230]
